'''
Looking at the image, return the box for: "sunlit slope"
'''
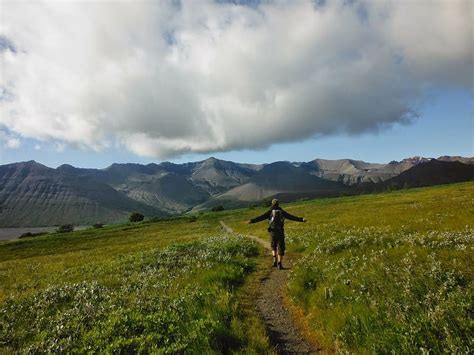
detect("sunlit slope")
[226,181,474,236]
[225,182,473,353]
[194,161,347,210]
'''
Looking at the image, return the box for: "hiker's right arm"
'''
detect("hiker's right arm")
[283,210,306,222]
[248,210,271,224]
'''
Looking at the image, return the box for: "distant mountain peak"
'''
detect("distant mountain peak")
[57,163,77,170]
[437,155,474,164]
[12,160,50,171]
[399,156,433,164]
[200,156,221,166]
[260,161,294,172]
[105,162,140,169]
[19,160,41,166]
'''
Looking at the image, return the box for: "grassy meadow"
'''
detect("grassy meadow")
[1,182,473,353]
[0,217,271,353]
[227,182,473,353]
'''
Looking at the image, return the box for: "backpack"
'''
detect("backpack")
[269,209,285,231]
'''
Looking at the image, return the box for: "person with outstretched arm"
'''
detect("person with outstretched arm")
[247,199,306,270]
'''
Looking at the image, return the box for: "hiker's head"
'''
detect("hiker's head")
[271,198,279,207]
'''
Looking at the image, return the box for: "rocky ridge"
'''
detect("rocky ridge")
[0,156,472,226]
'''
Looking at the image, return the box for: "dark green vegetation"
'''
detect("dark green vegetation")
[129,212,145,222]
[19,231,48,239]
[56,224,74,233]
[1,182,472,353]
[227,182,473,353]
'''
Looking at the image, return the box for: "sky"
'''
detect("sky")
[0,0,472,168]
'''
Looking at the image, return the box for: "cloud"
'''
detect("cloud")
[55,143,66,153]
[5,138,21,149]
[0,0,472,158]
[0,131,21,149]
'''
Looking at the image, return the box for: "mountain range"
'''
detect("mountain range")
[0,156,472,227]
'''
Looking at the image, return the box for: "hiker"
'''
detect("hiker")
[247,199,306,270]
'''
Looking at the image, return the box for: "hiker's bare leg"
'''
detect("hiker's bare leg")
[277,237,285,266]
[277,253,284,269]
[271,250,278,266]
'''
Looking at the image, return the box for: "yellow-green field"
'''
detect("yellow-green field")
[0,217,271,353]
[227,182,473,353]
[1,182,472,353]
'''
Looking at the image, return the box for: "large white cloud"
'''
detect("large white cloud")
[0,0,472,158]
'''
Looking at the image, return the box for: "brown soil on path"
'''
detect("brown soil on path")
[220,221,320,354]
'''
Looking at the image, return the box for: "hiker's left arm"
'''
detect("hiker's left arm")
[283,210,306,222]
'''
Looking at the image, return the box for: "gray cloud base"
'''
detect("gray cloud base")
[0,0,472,158]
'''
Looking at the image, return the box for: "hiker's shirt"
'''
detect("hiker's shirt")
[250,207,304,235]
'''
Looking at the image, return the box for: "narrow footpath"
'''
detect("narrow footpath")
[220,221,319,354]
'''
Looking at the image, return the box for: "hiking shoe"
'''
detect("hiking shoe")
[272,260,277,268]
[277,262,283,270]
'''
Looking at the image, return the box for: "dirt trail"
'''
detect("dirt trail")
[220,221,319,354]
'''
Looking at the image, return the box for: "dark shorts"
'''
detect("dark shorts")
[270,230,285,256]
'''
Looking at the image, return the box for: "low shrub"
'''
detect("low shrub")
[188,216,198,223]
[56,224,74,233]
[129,212,144,223]
[19,232,48,239]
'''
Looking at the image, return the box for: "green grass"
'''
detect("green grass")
[1,182,472,353]
[225,182,474,353]
[0,218,214,302]
[0,217,271,353]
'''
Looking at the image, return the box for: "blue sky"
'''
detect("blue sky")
[0,1,472,168]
